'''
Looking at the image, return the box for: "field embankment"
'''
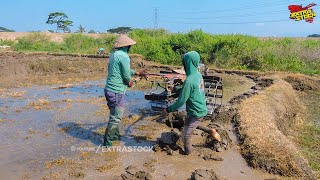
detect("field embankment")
[234,77,318,179]
[0,52,106,87]
[1,30,320,74]
[284,74,320,91]
[0,51,160,88]
[0,32,102,42]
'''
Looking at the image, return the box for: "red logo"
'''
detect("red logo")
[288,3,317,23]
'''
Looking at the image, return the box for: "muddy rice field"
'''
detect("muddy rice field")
[0,52,319,180]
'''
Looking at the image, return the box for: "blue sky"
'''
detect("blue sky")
[0,0,319,37]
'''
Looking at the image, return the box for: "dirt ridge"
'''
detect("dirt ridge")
[233,78,316,179]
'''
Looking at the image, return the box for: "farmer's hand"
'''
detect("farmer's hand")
[128,77,141,87]
[128,80,134,87]
[162,108,169,117]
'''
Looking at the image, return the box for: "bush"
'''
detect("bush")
[14,33,60,52]
[0,39,15,46]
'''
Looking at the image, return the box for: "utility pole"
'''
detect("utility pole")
[153,7,159,29]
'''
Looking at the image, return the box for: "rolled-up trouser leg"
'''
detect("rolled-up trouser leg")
[183,116,201,155]
[103,89,124,146]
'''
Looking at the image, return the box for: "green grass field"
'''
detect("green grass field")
[1,29,320,74]
[299,125,320,173]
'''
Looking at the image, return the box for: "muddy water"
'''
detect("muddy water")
[0,75,280,179]
[0,80,150,179]
[216,73,255,104]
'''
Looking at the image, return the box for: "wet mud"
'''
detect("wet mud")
[0,51,161,88]
[190,169,221,180]
[119,166,153,180]
[0,63,281,179]
[203,123,232,152]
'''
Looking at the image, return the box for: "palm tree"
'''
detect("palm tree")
[77,25,86,33]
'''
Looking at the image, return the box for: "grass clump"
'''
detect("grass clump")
[0,39,15,46]
[294,89,320,177]
[14,32,117,54]
[27,98,51,110]
[14,33,61,52]
[298,125,320,175]
[63,33,116,54]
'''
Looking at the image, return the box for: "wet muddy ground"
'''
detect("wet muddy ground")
[0,74,283,179]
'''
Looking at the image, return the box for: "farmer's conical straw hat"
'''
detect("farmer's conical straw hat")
[113,34,136,48]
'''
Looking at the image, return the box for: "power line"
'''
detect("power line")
[160,1,288,14]
[160,0,303,14]
[162,10,288,20]
[158,1,317,26]
[162,19,289,25]
[161,6,320,20]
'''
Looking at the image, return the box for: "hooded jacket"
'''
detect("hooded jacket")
[167,51,208,118]
[105,47,135,94]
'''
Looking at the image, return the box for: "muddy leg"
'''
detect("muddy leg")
[183,116,201,155]
[197,125,221,142]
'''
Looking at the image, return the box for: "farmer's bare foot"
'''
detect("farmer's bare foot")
[210,129,221,142]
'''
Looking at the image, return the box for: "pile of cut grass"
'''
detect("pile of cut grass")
[236,79,316,178]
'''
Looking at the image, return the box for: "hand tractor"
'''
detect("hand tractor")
[143,65,223,129]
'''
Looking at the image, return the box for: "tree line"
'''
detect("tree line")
[45,12,132,34]
[0,26,15,32]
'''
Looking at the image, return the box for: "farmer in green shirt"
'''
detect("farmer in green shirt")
[162,51,221,155]
[103,34,144,146]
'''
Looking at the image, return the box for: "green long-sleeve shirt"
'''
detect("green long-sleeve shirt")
[167,51,208,118]
[105,47,136,94]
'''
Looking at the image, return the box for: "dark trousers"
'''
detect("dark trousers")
[183,116,202,154]
[104,89,125,126]
[103,89,125,146]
